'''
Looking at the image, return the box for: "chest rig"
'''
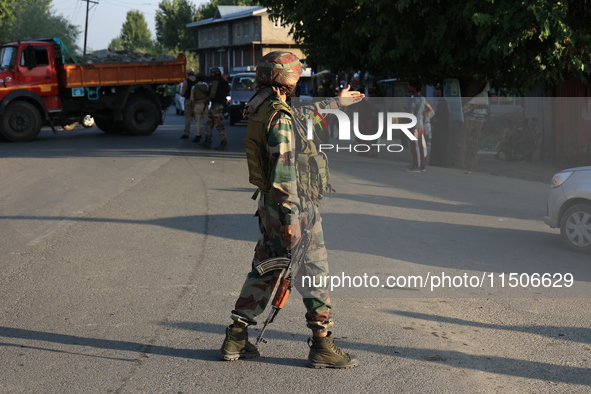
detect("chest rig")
[242,100,331,206]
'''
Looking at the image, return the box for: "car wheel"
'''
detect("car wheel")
[560,203,591,253]
[230,113,240,126]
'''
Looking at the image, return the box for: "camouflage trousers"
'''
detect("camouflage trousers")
[205,102,227,140]
[231,196,332,333]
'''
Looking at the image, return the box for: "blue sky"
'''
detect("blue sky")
[51,0,207,52]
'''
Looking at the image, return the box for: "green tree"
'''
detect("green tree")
[261,0,591,169]
[0,0,79,51]
[118,10,154,51]
[108,36,124,51]
[155,0,198,51]
[0,0,18,28]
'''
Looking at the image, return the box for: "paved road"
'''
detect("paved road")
[1,110,590,393]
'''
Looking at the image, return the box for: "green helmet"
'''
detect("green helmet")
[256,51,302,96]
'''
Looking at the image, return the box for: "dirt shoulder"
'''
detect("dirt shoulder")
[475,151,564,184]
[376,146,563,184]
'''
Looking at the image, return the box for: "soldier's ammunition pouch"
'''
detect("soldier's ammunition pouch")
[294,116,332,206]
[242,138,271,192]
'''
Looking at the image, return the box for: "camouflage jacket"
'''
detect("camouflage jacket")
[265,97,340,226]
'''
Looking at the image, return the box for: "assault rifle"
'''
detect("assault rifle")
[254,225,313,345]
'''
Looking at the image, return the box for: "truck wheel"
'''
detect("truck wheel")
[95,117,125,134]
[0,101,42,142]
[123,97,159,136]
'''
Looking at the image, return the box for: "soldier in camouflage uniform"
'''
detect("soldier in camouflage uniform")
[220,51,364,369]
[202,67,230,150]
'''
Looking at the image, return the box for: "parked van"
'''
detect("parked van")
[229,72,256,125]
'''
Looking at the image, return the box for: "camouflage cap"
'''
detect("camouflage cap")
[256,51,302,95]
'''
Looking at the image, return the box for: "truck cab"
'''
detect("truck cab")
[0,41,64,141]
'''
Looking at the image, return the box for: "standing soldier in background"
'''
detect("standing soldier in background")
[316,77,336,98]
[202,67,230,150]
[189,73,209,143]
[219,51,364,369]
[180,68,197,139]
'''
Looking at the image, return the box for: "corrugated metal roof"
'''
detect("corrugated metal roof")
[217,6,260,17]
[186,6,266,28]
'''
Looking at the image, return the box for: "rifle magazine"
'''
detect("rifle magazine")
[255,257,290,276]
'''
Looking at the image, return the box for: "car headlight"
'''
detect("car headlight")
[232,100,241,106]
[550,171,573,188]
[226,96,231,102]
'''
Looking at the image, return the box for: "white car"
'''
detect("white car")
[175,82,185,115]
[544,166,591,253]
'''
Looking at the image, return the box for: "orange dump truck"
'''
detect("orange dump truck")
[0,38,186,141]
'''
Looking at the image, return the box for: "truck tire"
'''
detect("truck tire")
[122,97,159,136]
[0,101,42,142]
[95,117,125,134]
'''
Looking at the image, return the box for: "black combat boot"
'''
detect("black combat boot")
[200,136,212,149]
[220,325,261,361]
[214,139,227,150]
[192,135,201,143]
[307,332,359,369]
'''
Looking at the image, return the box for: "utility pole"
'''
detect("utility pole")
[82,0,99,56]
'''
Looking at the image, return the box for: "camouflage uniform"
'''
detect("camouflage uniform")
[223,51,357,369]
[204,74,228,143]
[231,98,340,332]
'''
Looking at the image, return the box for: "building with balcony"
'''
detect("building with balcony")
[186,6,306,76]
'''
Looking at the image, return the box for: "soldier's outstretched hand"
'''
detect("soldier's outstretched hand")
[337,85,365,106]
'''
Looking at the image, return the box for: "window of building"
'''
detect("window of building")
[244,22,249,37]
[222,25,227,44]
[254,19,260,39]
[236,24,242,38]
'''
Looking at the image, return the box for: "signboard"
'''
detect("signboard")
[443,78,463,122]
[463,82,490,122]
